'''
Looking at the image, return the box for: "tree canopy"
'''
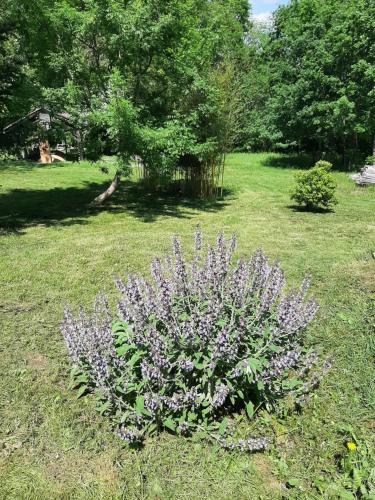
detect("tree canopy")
[238,0,375,165]
[1,0,374,173]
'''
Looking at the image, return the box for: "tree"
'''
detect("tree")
[4,0,249,197]
[233,20,282,152]
[265,0,375,165]
[0,4,28,130]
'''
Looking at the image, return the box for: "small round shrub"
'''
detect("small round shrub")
[291,160,337,210]
[61,230,324,450]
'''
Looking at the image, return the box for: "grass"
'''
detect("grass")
[0,153,374,498]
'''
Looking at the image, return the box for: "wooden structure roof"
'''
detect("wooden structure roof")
[2,107,76,134]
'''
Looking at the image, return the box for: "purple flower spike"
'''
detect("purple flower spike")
[61,229,321,449]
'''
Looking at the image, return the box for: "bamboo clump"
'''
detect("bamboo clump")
[133,154,225,198]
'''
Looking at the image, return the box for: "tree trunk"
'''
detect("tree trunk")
[51,154,66,162]
[373,134,375,165]
[76,130,84,161]
[90,174,121,205]
[342,138,346,169]
[39,140,52,163]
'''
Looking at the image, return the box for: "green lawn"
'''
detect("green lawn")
[0,153,374,498]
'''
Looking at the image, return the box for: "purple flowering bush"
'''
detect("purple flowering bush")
[61,229,322,450]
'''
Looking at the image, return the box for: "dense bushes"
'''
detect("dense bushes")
[61,230,323,450]
[291,161,338,211]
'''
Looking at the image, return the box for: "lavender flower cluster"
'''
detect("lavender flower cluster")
[61,229,321,448]
[222,437,271,452]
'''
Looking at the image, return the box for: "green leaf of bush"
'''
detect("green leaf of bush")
[163,418,176,431]
[246,401,254,419]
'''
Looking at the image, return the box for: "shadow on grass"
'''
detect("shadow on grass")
[260,152,360,172]
[0,160,61,172]
[260,154,314,170]
[287,204,335,214]
[0,180,233,235]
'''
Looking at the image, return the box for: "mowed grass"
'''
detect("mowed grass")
[0,153,374,499]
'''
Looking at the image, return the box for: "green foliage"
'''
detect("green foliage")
[138,121,195,185]
[315,427,375,497]
[265,0,375,162]
[2,0,375,166]
[233,23,282,152]
[314,160,334,171]
[0,150,17,161]
[291,160,338,210]
[231,0,375,161]
[63,230,320,448]
[6,0,249,168]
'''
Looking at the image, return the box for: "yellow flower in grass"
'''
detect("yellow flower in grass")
[347,442,357,451]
